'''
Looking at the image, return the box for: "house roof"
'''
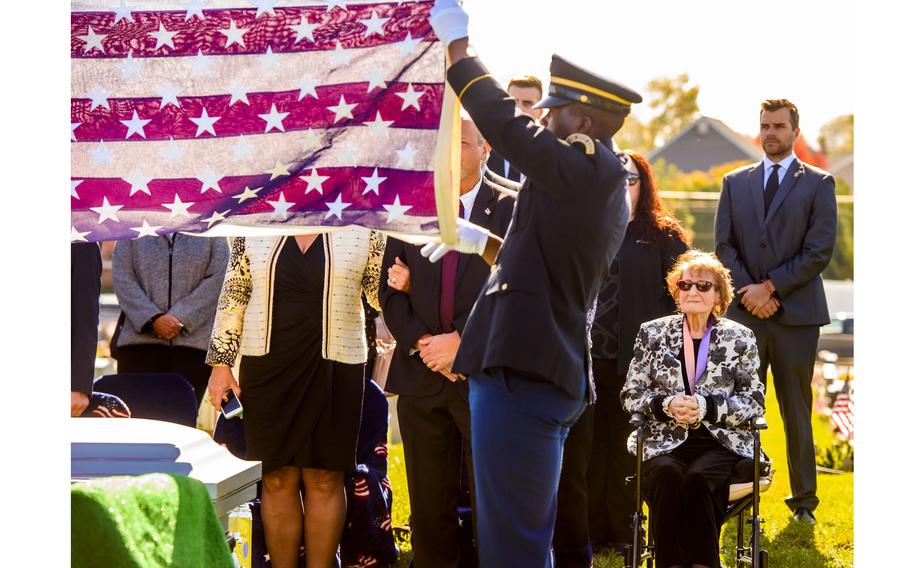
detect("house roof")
[647,115,764,170]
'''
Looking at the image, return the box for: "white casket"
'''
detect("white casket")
[71,418,261,527]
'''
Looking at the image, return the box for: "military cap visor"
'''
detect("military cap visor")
[534,55,642,114]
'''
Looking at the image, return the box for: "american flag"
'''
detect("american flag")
[71,0,446,243]
[831,391,854,440]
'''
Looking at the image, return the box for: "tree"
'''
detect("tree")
[817,114,853,158]
[614,74,700,153]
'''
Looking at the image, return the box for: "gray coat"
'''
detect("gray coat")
[113,235,228,352]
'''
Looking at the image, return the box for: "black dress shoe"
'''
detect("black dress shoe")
[793,508,816,524]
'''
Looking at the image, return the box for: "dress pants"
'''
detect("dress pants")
[114,344,210,404]
[642,429,741,568]
[469,368,587,568]
[744,318,820,512]
[552,403,594,568]
[397,380,474,568]
[586,358,636,547]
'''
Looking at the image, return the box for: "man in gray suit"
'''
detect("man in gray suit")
[714,98,837,523]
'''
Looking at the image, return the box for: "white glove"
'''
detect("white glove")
[420,218,490,263]
[429,0,469,47]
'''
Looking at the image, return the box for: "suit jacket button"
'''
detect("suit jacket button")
[501,283,508,290]
[760,242,767,248]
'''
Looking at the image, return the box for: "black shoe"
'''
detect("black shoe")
[793,507,816,524]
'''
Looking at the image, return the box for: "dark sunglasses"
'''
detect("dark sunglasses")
[677,280,716,292]
[625,174,640,187]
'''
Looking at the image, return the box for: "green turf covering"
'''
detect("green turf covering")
[71,473,234,568]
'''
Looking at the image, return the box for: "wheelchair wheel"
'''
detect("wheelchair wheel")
[759,549,769,568]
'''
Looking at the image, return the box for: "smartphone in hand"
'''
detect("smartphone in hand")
[222,389,244,420]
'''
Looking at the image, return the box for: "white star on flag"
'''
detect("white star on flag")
[259,103,290,133]
[150,22,178,51]
[72,226,91,242]
[267,192,296,219]
[78,26,107,53]
[297,76,320,100]
[330,41,351,67]
[337,145,360,164]
[202,210,228,228]
[232,135,255,161]
[220,20,249,48]
[72,179,84,199]
[118,51,143,79]
[163,194,194,217]
[227,82,251,106]
[298,129,323,149]
[90,140,115,166]
[157,82,182,108]
[361,168,387,195]
[396,32,420,57]
[189,49,214,76]
[258,45,280,71]
[301,168,330,194]
[121,110,152,139]
[189,107,221,137]
[360,10,390,36]
[71,122,81,142]
[328,95,357,123]
[325,193,351,220]
[383,195,412,222]
[251,0,280,18]
[266,160,292,180]
[182,0,208,20]
[325,0,348,11]
[112,0,135,23]
[365,112,393,138]
[364,68,388,92]
[131,220,163,238]
[87,86,111,111]
[291,17,318,43]
[395,142,418,168]
[196,170,223,193]
[396,83,425,111]
[90,197,123,223]
[125,169,154,195]
[161,137,187,164]
[233,186,261,203]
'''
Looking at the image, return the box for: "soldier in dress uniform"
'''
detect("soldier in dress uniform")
[425,2,643,566]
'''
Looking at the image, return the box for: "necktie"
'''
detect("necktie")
[764,164,781,217]
[439,202,464,333]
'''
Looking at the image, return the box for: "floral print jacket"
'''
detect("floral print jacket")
[620,314,767,462]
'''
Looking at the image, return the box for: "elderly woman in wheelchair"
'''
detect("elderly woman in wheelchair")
[620,250,769,568]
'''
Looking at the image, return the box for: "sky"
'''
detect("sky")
[466,0,854,147]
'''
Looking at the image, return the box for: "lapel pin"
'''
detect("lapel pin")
[484,207,491,215]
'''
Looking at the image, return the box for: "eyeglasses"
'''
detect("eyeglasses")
[677,280,716,292]
[625,174,640,187]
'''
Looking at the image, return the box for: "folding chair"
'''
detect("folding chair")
[93,372,197,426]
[625,414,772,568]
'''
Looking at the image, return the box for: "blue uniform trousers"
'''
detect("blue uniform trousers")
[469,368,588,568]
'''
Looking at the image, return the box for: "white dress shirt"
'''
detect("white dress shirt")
[459,175,483,220]
[762,153,796,188]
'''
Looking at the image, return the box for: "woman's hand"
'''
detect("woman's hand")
[668,395,699,425]
[208,366,241,412]
[387,257,411,293]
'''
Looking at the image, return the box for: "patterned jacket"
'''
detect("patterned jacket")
[205,227,385,367]
[620,314,766,461]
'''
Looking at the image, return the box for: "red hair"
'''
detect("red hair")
[626,151,689,245]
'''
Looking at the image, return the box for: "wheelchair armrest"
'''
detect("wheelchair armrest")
[751,416,768,431]
[630,412,646,428]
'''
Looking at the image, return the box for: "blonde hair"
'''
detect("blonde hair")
[665,250,734,316]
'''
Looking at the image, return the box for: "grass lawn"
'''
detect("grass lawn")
[386,379,853,567]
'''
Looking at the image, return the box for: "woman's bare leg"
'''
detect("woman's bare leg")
[301,467,346,568]
[261,466,304,568]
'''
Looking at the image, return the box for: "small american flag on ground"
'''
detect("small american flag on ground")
[831,391,854,440]
[71,0,445,243]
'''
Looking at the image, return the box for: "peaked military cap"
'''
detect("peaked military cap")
[535,55,643,115]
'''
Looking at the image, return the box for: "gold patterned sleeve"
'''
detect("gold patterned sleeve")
[205,237,253,367]
[362,230,386,311]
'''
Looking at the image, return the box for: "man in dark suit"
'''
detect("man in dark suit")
[426,3,640,564]
[715,98,837,524]
[486,75,544,185]
[71,242,102,416]
[380,117,514,568]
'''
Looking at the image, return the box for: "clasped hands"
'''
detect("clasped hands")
[666,395,701,427]
[738,282,779,319]
[152,314,183,340]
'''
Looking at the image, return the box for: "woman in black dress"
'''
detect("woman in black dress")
[207,229,385,568]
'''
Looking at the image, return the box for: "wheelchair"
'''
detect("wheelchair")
[624,413,772,568]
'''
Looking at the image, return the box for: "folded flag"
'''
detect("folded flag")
[71,0,444,243]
